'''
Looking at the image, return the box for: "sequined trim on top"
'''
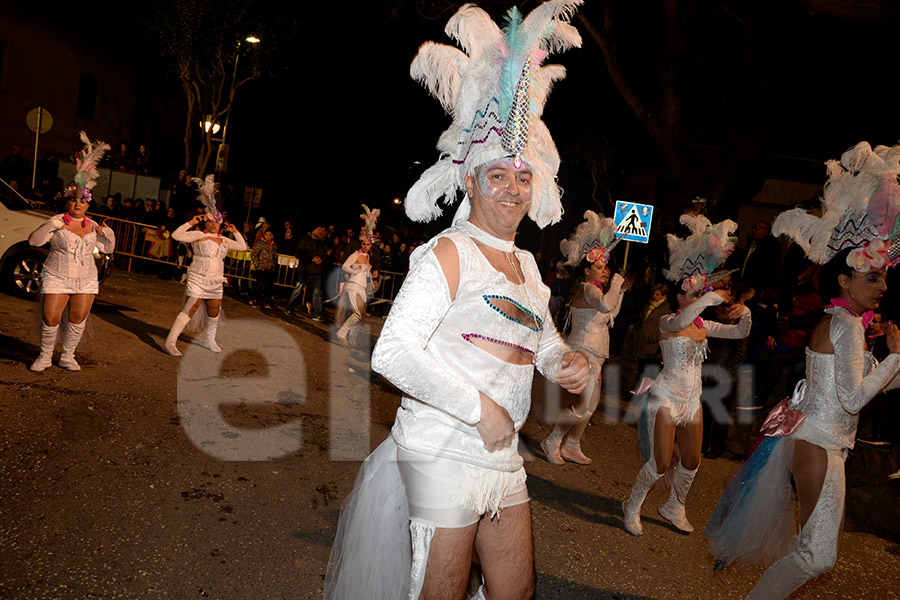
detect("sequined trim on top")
[460,333,536,365]
[482,294,543,332]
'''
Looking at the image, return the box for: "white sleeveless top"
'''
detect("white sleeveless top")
[372,223,569,472]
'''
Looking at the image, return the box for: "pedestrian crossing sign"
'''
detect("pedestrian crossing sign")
[614,201,653,243]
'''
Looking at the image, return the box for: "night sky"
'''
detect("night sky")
[22,1,900,244]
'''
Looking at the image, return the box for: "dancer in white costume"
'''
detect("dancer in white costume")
[705,141,900,599]
[324,3,587,599]
[164,175,246,356]
[335,205,379,346]
[28,132,115,372]
[622,213,751,536]
[541,211,626,465]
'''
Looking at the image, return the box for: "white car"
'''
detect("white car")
[0,192,112,298]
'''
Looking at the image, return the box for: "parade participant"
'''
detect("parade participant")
[623,212,751,536]
[705,141,900,599]
[28,132,114,372]
[163,175,246,356]
[541,211,626,465]
[335,205,379,346]
[324,3,587,599]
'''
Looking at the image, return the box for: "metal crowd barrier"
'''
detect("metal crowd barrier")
[83,211,407,304]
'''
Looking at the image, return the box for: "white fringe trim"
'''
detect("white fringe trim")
[451,464,527,518]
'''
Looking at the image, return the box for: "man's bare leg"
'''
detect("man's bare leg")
[474,502,535,600]
[420,523,478,600]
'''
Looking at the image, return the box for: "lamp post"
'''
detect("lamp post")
[217,35,260,175]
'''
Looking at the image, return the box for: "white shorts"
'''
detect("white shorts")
[397,447,529,528]
[41,271,98,295]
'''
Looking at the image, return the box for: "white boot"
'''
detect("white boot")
[30,322,58,372]
[59,321,86,371]
[540,425,567,465]
[658,463,699,533]
[205,315,221,353]
[336,313,361,347]
[623,459,663,536]
[165,312,191,356]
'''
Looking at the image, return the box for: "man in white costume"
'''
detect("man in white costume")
[324,3,589,599]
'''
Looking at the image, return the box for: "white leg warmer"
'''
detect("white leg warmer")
[658,462,699,533]
[205,315,221,353]
[746,451,844,600]
[408,520,436,600]
[165,312,191,356]
[30,322,58,372]
[623,458,663,536]
[59,321,86,371]
[469,584,487,600]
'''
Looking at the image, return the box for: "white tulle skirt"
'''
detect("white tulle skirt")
[704,435,797,566]
[324,437,412,600]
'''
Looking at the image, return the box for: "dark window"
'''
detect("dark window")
[76,73,98,120]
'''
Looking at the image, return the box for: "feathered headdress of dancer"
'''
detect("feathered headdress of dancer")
[664,212,738,295]
[360,204,380,242]
[559,210,622,266]
[68,131,110,201]
[191,174,222,222]
[773,141,900,271]
[405,0,583,228]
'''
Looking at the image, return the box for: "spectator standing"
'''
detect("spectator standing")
[284,225,329,319]
[733,220,782,295]
[1,144,30,189]
[250,229,278,309]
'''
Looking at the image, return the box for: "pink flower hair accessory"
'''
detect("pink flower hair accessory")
[847,240,889,272]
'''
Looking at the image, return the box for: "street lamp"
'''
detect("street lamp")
[200,115,220,135]
[219,35,261,150]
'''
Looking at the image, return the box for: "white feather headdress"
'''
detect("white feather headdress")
[559,210,622,266]
[70,131,110,200]
[664,213,737,293]
[360,204,380,242]
[773,141,900,271]
[191,174,221,222]
[406,1,583,229]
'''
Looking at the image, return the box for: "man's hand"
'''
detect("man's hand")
[312,256,322,264]
[555,351,592,395]
[476,392,516,452]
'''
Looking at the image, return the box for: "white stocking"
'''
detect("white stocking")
[408,520,435,600]
[746,450,844,600]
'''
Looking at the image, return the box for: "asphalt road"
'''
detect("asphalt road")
[1,271,898,599]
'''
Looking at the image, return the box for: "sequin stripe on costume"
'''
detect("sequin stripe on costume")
[482,294,543,331]
[461,333,536,364]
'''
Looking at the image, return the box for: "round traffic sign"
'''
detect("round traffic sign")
[26,107,53,134]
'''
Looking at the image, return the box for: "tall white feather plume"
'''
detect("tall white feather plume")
[404,1,582,229]
[360,204,380,241]
[664,213,737,282]
[74,131,111,191]
[773,141,900,264]
[559,210,621,266]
